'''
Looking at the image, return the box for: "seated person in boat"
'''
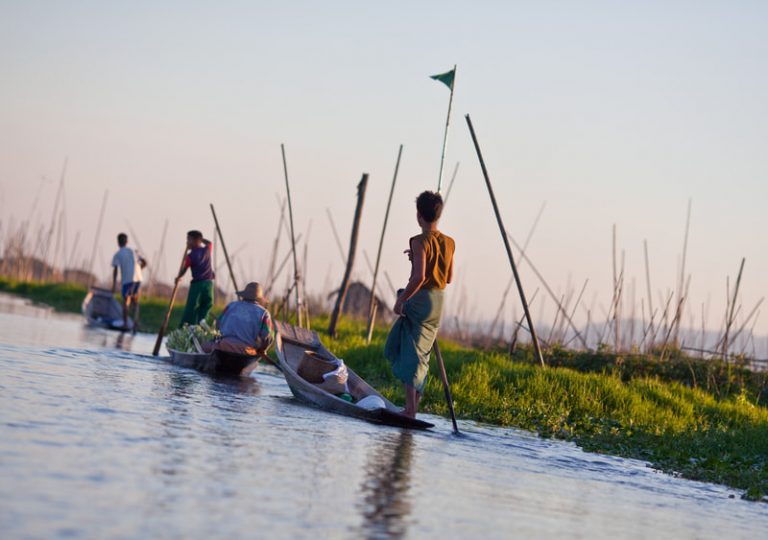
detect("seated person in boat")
[384,191,455,418]
[111,232,146,328]
[206,282,274,356]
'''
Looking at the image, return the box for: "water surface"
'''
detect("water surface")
[0,293,765,539]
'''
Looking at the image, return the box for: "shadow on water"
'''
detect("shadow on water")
[356,430,415,539]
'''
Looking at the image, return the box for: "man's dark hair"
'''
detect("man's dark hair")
[416,191,444,223]
[117,233,128,246]
[187,230,203,240]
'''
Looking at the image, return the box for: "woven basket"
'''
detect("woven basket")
[296,351,338,383]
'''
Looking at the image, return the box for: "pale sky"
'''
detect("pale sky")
[1,1,767,345]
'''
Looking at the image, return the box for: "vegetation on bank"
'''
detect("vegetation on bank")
[317,315,768,502]
[2,278,766,501]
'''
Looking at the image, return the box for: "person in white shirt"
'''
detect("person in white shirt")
[111,233,145,329]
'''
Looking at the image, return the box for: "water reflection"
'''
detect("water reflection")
[357,431,415,539]
[78,325,137,352]
[3,297,768,539]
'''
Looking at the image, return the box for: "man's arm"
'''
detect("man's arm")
[393,238,427,315]
[112,266,118,293]
[256,311,275,352]
[175,258,190,284]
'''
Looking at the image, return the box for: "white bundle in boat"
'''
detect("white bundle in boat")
[316,360,349,395]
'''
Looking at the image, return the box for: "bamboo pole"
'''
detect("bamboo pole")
[443,162,460,206]
[488,201,546,337]
[726,297,764,347]
[673,199,692,343]
[328,174,368,338]
[281,144,302,327]
[721,258,746,358]
[366,144,403,342]
[611,225,620,351]
[433,340,459,433]
[152,248,189,356]
[265,233,303,297]
[643,239,655,343]
[210,204,239,296]
[66,230,80,271]
[465,114,546,367]
[506,234,589,349]
[87,190,109,286]
[266,199,287,292]
[302,220,312,328]
[151,220,169,296]
[325,208,347,264]
[42,158,67,280]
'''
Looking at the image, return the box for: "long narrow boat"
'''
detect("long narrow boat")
[82,287,134,331]
[274,321,434,430]
[166,348,258,376]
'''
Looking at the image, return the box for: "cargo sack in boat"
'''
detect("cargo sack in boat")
[296,351,339,383]
[316,361,349,395]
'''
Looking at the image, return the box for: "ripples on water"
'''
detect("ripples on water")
[0,294,766,539]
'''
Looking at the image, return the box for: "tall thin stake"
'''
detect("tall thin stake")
[673,198,692,344]
[443,162,460,205]
[325,208,347,264]
[210,203,239,295]
[465,114,546,367]
[643,239,654,343]
[87,190,109,286]
[328,174,368,337]
[152,248,188,356]
[281,144,302,327]
[366,144,403,342]
[722,258,746,358]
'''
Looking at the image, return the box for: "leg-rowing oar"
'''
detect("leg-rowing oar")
[152,248,188,356]
[433,340,459,433]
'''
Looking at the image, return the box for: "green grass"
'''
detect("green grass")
[3,278,767,501]
[312,314,768,502]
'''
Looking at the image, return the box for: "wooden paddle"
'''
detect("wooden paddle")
[433,340,459,433]
[152,248,188,356]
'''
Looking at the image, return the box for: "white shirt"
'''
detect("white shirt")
[111,246,143,285]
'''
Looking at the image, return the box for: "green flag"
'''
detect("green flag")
[430,68,455,90]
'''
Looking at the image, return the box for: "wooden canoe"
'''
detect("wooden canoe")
[166,348,258,376]
[82,287,134,331]
[274,321,434,430]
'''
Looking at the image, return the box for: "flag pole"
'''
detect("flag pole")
[431,65,460,432]
[437,64,456,193]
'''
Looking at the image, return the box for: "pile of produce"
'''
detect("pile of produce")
[166,321,220,352]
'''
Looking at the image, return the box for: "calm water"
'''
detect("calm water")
[0,294,766,539]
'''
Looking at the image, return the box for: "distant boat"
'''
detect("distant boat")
[274,321,434,430]
[81,287,134,331]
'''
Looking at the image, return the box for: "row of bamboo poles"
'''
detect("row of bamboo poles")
[1,143,765,365]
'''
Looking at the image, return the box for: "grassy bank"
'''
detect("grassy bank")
[316,315,768,502]
[0,278,222,332]
[2,278,766,501]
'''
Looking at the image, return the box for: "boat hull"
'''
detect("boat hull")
[275,322,434,430]
[166,348,257,376]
